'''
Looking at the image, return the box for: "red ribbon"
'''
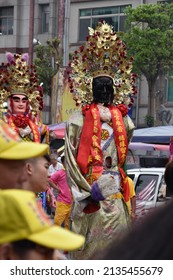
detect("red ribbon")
[77,103,103,175]
[77,104,130,201]
[8,116,40,143]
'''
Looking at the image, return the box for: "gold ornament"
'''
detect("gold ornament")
[67,21,137,106]
[0,53,43,116]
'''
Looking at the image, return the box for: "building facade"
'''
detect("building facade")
[0,0,61,123]
[0,0,173,126]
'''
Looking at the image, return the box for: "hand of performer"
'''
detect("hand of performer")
[91,174,120,201]
[91,181,105,202]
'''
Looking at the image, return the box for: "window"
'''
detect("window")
[135,174,158,201]
[157,177,167,200]
[40,4,49,33]
[166,71,173,102]
[167,81,173,102]
[158,1,173,3]
[79,5,130,41]
[0,6,13,35]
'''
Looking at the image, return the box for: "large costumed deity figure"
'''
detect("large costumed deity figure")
[0,52,49,144]
[0,52,49,205]
[65,21,137,259]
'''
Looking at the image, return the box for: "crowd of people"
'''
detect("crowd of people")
[0,49,84,260]
[0,121,84,260]
[0,21,173,261]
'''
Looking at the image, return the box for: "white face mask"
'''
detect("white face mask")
[11,94,28,115]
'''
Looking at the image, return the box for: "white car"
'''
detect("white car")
[127,167,171,221]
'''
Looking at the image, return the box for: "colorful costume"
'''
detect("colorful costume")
[0,52,49,206]
[0,52,49,144]
[65,21,137,259]
[50,168,72,229]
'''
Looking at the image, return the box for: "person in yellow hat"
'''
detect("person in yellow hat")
[0,189,85,260]
[0,119,49,190]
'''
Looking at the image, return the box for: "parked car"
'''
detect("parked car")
[127,167,171,221]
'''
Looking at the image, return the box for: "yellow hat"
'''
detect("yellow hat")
[0,120,49,159]
[0,189,85,251]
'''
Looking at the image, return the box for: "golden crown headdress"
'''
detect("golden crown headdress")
[67,21,137,106]
[0,52,43,116]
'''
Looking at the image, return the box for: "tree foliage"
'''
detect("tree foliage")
[122,3,173,119]
[34,37,62,96]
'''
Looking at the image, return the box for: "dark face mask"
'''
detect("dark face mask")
[92,76,114,105]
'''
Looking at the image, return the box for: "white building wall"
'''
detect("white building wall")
[0,0,59,123]
[69,0,170,127]
[0,0,171,126]
[69,0,159,47]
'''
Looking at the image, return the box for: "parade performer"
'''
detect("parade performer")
[0,52,49,144]
[0,52,49,206]
[65,21,137,259]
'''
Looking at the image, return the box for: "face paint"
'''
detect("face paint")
[11,94,28,114]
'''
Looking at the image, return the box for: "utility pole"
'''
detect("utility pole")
[57,0,65,59]
[28,0,35,65]
[63,0,70,66]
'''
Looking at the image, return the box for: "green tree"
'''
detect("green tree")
[34,37,62,96]
[122,3,173,123]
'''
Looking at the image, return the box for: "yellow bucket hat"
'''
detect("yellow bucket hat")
[0,189,85,251]
[0,120,49,159]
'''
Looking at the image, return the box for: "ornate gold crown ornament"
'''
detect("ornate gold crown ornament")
[0,53,43,116]
[67,21,137,106]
